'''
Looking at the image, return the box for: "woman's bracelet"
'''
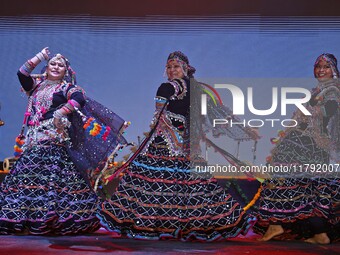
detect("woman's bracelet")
[53,109,65,119]
[35,52,45,62]
[61,106,72,114]
[35,51,49,62]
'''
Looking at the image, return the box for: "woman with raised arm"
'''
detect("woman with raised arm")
[0,47,108,235]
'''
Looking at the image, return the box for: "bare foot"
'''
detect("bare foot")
[305,233,330,245]
[258,225,284,241]
[305,238,317,244]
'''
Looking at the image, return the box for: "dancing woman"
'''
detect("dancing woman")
[255,53,340,244]
[0,47,126,235]
[97,51,257,241]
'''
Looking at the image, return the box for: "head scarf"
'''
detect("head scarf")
[166,51,196,78]
[314,53,339,79]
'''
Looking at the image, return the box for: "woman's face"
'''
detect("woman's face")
[46,58,67,81]
[314,59,333,81]
[166,59,185,80]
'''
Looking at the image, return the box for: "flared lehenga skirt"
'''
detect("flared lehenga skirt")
[254,130,339,240]
[0,142,100,235]
[98,150,255,241]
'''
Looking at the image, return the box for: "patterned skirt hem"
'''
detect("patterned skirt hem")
[0,215,100,235]
[97,211,256,242]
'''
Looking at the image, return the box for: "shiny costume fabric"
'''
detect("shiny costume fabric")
[0,141,100,234]
[0,71,100,234]
[98,78,255,241]
[255,79,340,241]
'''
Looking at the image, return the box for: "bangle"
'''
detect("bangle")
[63,103,73,111]
[68,99,80,109]
[53,109,65,119]
[27,60,37,68]
[35,52,45,62]
[61,106,72,114]
[42,52,49,60]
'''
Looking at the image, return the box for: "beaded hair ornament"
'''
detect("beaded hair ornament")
[165,51,196,79]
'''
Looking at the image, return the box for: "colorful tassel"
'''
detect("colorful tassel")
[278,130,286,138]
[270,137,279,144]
[266,155,272,163]
[14,135,25,158]
[83,117,111,141]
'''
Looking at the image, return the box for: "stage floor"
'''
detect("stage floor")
[0,228,339,255]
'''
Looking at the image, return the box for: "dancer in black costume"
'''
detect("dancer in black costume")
[98,51,257,241]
